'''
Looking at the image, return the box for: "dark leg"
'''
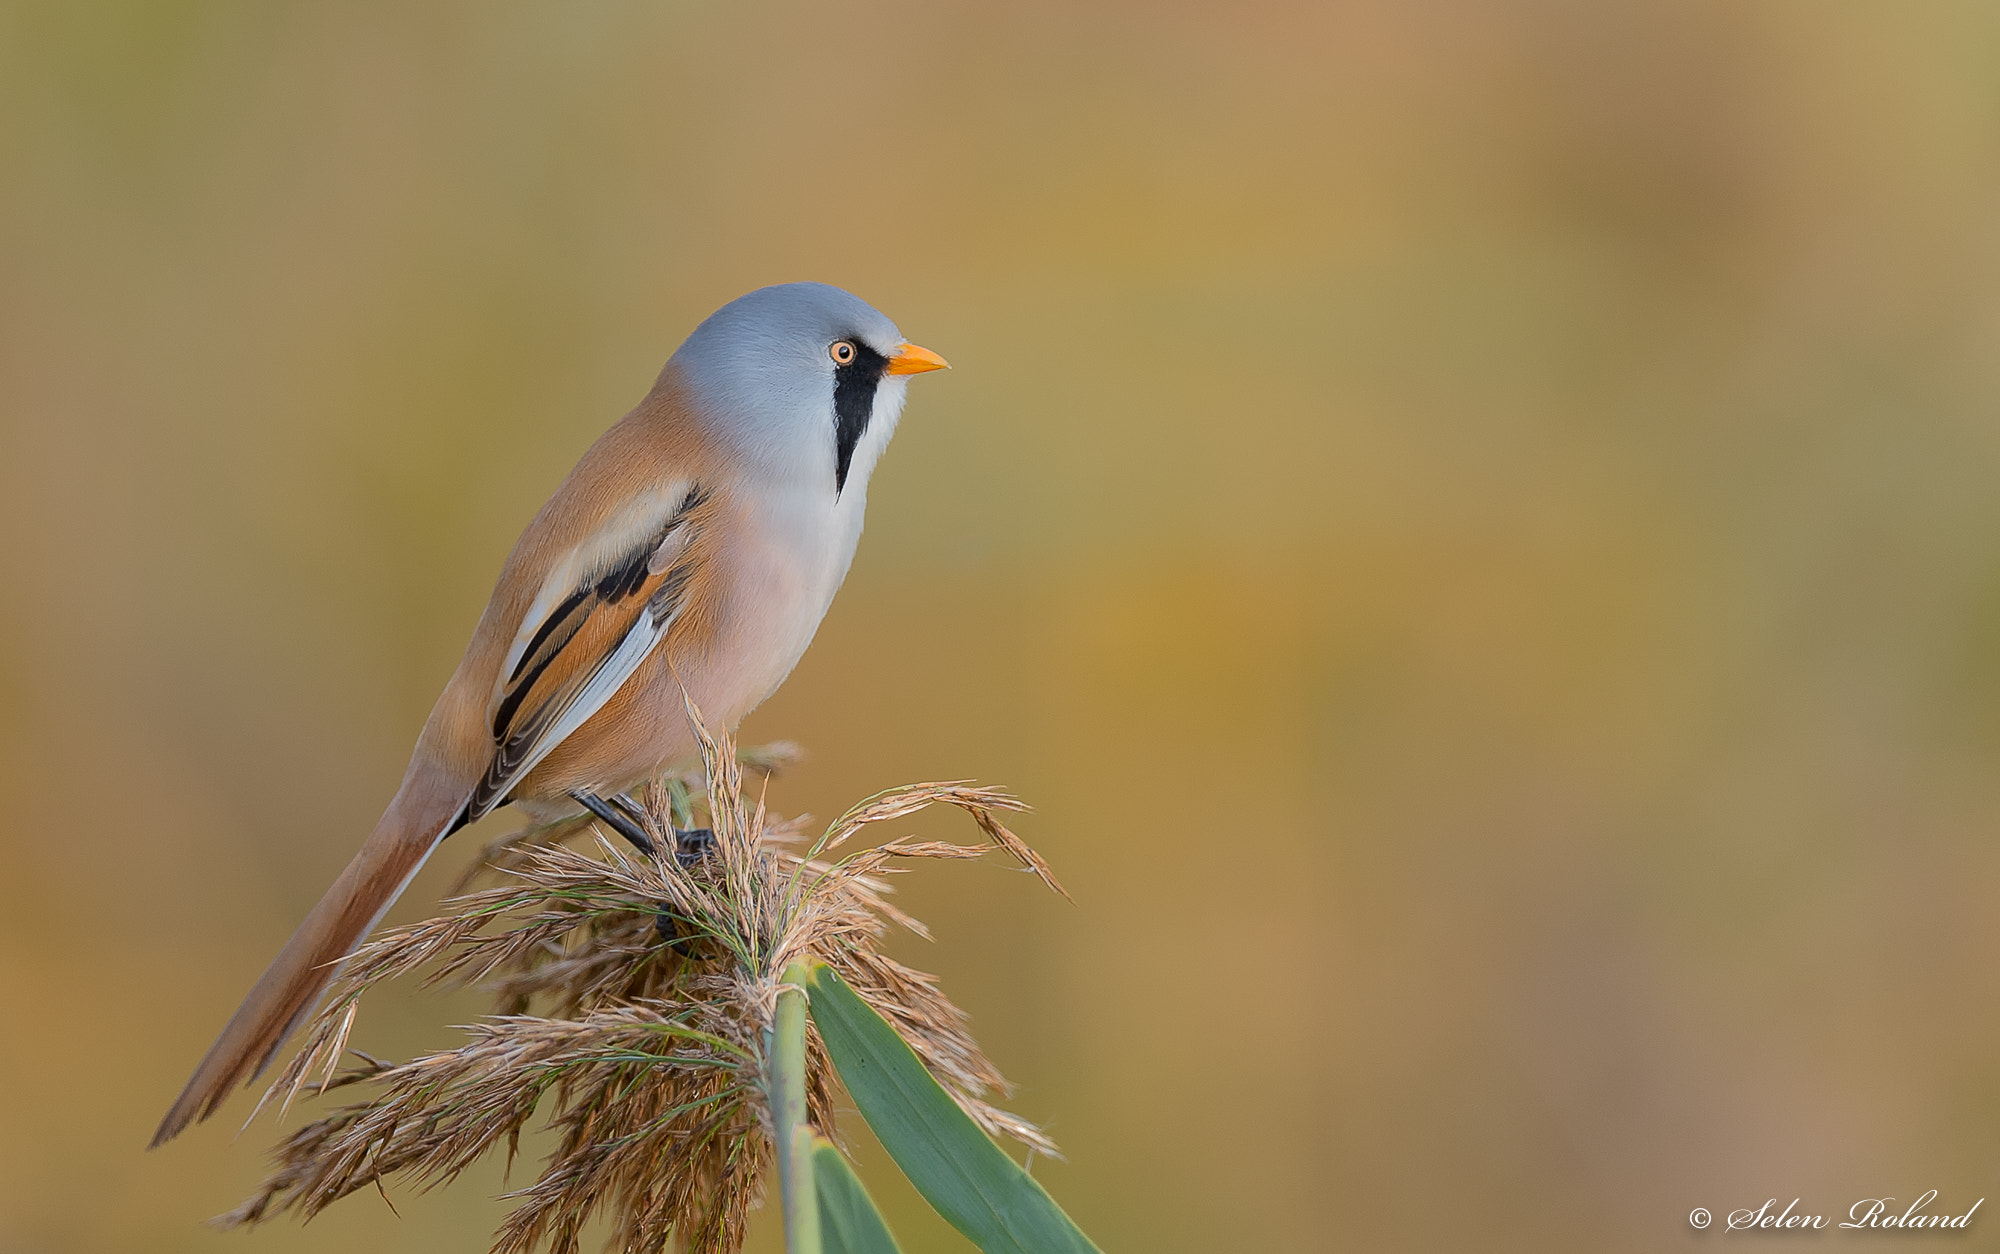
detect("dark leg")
[609,792,653,832]
[571,790,657,857]
[607,792,714,871]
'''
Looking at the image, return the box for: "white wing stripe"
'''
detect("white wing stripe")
[493,481,691,711]
[474,601,674,816]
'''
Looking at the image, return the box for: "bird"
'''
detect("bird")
[152,282,948,1147]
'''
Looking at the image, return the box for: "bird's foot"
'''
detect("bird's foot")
[571,792,715,948]
[653,827,716,950]
[672,827,716,869]
[603,795,713,871]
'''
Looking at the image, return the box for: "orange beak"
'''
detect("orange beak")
[883,342,950,376]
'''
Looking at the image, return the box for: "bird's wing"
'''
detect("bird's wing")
[465,480,711,820]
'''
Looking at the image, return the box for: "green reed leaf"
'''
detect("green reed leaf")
[803,965,1101,1254]
[813,1137,902,1254]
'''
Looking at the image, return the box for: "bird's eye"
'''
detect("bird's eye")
[830,340,857,365]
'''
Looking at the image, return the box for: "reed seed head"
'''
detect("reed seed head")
[221,706,1063,1254]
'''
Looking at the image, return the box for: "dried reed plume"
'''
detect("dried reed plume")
[220,701,1066,1254]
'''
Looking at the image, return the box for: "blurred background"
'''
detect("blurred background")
[6,2,2000,1250]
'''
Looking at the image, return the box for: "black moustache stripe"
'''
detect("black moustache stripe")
[832,339,889,496]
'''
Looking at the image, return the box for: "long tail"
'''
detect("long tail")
[150,775,469,1148]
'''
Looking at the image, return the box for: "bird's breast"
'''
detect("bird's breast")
[677,482,864,725]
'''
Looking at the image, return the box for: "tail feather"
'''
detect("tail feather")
[150,781,467,1148]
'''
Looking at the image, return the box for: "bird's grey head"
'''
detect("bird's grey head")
[663,283,948,498]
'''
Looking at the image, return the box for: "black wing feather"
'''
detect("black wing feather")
[467,484,707,820]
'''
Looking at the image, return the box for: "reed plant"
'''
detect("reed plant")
[220,700,1100,1254]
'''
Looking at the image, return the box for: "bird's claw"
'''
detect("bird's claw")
[654,828,716,951]
[673,827,716,869]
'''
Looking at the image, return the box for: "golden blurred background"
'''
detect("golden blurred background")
[7,2,2000,1250]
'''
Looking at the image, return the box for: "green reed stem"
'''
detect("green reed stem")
[770,962,820,1254]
